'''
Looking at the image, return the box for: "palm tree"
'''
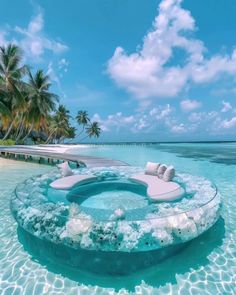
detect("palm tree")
[81,121,101,141]
[66,110,90,143]
[0,89,11,118]
[67,126,76,140]
[56,104,71,122]
[76,110,90,135]
[14,88,29,142]
[45,105,72,143]
[0,44,24,91]
[22,69,58,142]
[0,44,103,144]
[0,44,26,139]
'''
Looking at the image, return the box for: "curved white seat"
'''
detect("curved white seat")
[50,174,97,190]
[129,174,184,202]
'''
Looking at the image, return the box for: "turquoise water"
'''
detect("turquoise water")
[0,143,236,294]
[81,190,148,210]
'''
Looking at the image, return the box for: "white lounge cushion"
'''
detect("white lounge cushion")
[129,174,184,202]
[145,162,160,176]
[157,164,167,178]
[163,166,175,182]
[57,161,71,170]
[57,161,73,177]
[50,174,97,190]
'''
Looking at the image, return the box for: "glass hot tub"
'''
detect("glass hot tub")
[10,166,221,274]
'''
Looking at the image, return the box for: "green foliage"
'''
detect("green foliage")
[0,43,102,144]
[0,139,16,145]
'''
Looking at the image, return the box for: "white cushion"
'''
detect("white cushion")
[57,162,69,169]
[50,174,97,190]
[157,164,167,178]
[163,166,175,182]
[129,174,184,201]
[145,162,160,176]
[57,161,73,177]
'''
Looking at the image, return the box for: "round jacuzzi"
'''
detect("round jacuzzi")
[48,180,157,221]
[68,181,149,210]
[10,166,221,274]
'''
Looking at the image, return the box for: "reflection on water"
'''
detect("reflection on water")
[17,217,225,292]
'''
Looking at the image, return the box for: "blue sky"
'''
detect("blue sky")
[1,0,236,142]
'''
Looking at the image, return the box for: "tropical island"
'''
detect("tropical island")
[0,44,101,145]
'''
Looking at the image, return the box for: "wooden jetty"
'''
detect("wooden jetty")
[0,146,129,168]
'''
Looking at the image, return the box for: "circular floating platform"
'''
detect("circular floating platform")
[11,166,221,273]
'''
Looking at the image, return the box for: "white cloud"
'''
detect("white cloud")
[180,99,202,112]
[0,11,68,62]
[0,9,68,97]
[46,62,67,98]
[171,123,187,134]
[92,103,175,136]
[221,100,232,113]
[0,30,7,46]
[91,112,136,132]
[188,111,219,124]
[220,117,236,129]
[188,112,203,123]
[47,62,60,84]
[188,112,206,123]
[93,102,236,137]
[107,0,236,102]
[15,12,68,60]
[91,114,109,132]
[150,104,173,119]
[58,58,69,72]
[134,116,149,131]
[185,110,236,135]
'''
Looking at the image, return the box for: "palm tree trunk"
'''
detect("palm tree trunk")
[3,121,14,140]
[67,126,84,143]
[16,117,26,142]
[45,130,56,144]
[77,126,85,137]
[21,124,34,142]
[80,135,89,141]
[14,114,24,138]
[16,125,25,142]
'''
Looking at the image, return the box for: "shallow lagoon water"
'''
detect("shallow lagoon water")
[0,143,236,294]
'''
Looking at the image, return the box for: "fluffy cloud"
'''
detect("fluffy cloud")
[0,11,68,61]
[221,100,232,113]
[93,101,236,138]
[0,9,68,98]
[91,112,136,132]
[92,104,177,136]
[15,12,68,60]
[107,0,236,102]
[92,103,174,134]
[220,117,236,129]
[149,104,173,119]
[180,99,202,112]
[171,123,188,134]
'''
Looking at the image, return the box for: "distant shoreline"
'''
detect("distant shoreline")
[67,140,236,145]
[1,141,236,148]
